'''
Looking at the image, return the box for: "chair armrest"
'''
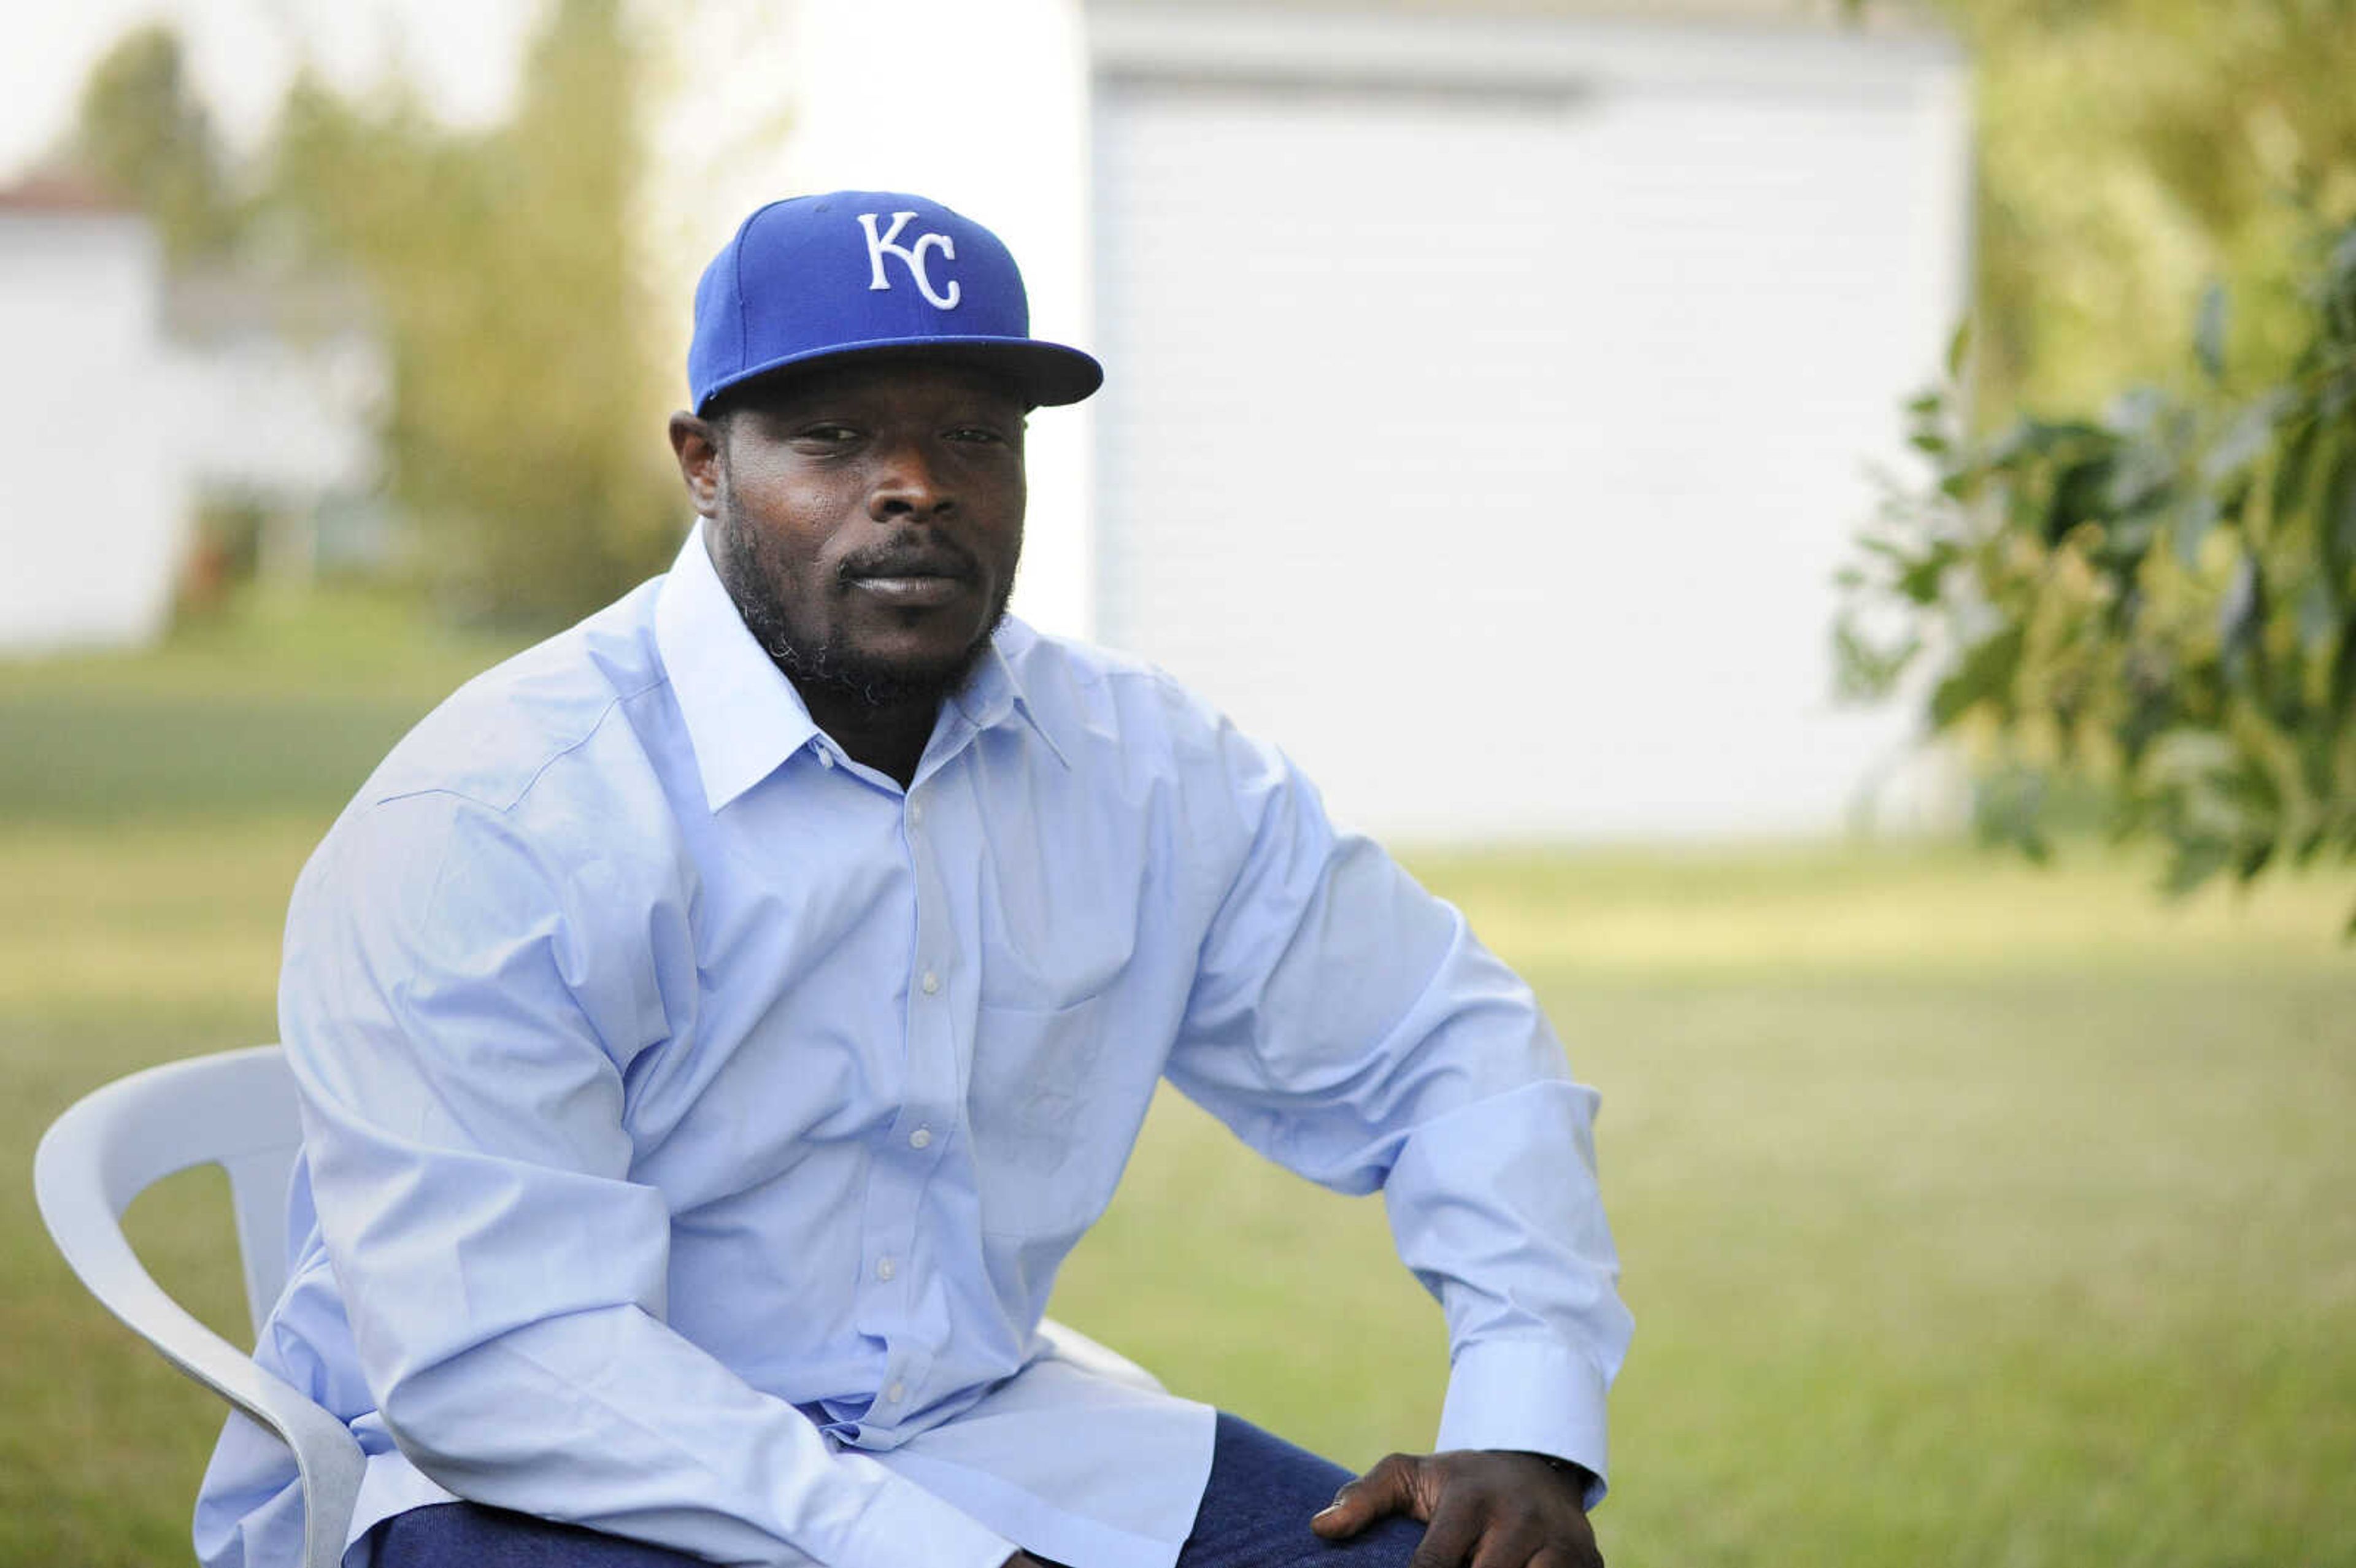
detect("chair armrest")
[36,1123,364,1568]
[1036,1315,1165,1393]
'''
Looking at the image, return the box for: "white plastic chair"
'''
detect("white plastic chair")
[34,1044,363,1568]
[35,1044,1158,1568]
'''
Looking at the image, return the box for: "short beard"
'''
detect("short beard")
[714,512,1011,712]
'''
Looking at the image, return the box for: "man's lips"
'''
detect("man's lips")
[848,573,968,607]
[841,551,978,609]
[842,556,976,608]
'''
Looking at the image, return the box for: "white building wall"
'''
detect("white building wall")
[0,210,188,652]
[175,329,384,503]
[1087,9,1971,842]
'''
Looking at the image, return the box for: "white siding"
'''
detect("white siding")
[1090,12,1969,840]
[175,329,383,503]
[0,211,187,652]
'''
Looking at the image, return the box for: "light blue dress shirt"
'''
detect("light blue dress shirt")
[194,525,1632,1568]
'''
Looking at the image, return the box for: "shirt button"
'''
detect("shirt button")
[885,1381,906,1404]
[908,1126,933,1150]
[815,747,836,769]
[920,970,940,996]
[908,801,925,826]
[875,1256,896,1283]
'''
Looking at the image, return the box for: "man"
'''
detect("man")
[194,191,1631,1568]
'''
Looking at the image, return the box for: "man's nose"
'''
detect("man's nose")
[869,437,954,521]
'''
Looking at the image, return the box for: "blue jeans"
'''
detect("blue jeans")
[1171,1414,1422,1568]
[367,1411,1422,1567]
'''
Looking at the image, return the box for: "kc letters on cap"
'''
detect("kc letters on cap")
[689,190,1104,413]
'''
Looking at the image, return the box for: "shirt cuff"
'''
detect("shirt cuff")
[1433,1337,1612,1508]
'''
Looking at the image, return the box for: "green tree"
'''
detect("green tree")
[1836,1,2356,926]
[264,0,677,624]
[1838,222,2356,928]
[1919,0,2356,418]
[72,23,239,260]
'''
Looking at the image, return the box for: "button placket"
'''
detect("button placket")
[869,755,958,1434]
[853,790,929,1379]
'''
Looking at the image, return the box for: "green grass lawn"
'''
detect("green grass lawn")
[2,594,2350,1566]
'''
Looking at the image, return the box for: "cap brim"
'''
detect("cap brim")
[697,335,1103,414]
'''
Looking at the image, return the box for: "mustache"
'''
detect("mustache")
[836,540,980,585]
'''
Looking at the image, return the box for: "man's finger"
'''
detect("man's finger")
[1528,1545,1604,1568]
[1405,1493,1485,1568]
[1525,1523,1605,1568]
[1311,1452,1424,1539]
[1468,1519,1547,1568]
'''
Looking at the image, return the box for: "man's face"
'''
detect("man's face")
[682,356,1029,706]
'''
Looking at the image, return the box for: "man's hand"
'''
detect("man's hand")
[1311,1450,1601,1568]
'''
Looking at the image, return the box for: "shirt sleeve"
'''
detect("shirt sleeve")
[280,790,1016,1568]
[1161,717,1633,1501]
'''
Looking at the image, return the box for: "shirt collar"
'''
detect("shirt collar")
[945,628,1071,772]
[656,523,821,812]
[655,523,1066,812]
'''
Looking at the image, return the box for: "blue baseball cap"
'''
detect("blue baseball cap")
[688,190,1103,414]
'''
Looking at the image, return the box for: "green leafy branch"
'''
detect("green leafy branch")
[1838,220,2356,932]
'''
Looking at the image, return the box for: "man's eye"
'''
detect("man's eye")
[795,424,860,445]
[948,426,1009,445]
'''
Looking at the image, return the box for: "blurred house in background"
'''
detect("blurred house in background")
[752,0,1971,840]
[0,179,181,652]
[0,177,382,654]
[165,265,390,591]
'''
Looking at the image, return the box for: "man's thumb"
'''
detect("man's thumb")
[1310,1453,1421,1539]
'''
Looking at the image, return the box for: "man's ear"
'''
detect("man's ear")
[669,412,724,518]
